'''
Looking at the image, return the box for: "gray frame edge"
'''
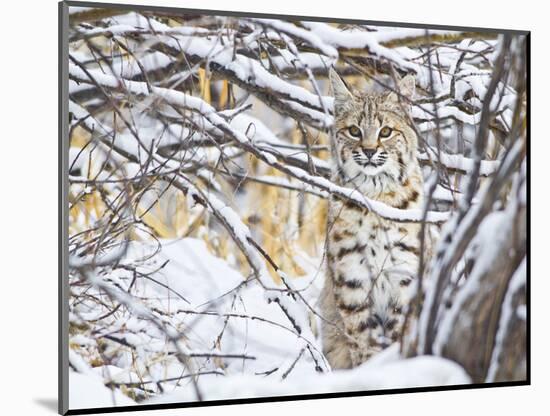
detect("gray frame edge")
[59,1,69,415]
[63,0,530,35]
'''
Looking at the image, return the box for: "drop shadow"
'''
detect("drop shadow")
[34,398,58,413]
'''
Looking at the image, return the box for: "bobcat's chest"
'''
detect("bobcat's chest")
[327,202,420,284]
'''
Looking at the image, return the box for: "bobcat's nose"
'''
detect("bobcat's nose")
[378,338,391,349]
[362,148,377,159]
[375,331,392,349]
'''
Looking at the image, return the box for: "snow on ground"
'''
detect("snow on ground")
[146,345,470,405]
[70,236,470,409]
[70,371,136,409]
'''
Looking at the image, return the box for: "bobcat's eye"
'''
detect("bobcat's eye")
[348,126,362,138]
[379,126,393,139]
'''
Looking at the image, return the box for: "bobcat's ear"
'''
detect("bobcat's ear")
[329,67,353,111]
[387,74,416,104]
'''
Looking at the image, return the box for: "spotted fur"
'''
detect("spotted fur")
[320,69,423,369]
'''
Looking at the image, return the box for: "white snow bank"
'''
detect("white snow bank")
[70,234,471,409]
[69,371,136,409]
[146,345,470,404]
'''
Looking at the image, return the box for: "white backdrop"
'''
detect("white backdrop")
[0,0,543,415]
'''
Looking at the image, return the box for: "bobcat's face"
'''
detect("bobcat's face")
[330,69,418,184]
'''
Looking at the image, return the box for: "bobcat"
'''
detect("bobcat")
[320,68,424,369]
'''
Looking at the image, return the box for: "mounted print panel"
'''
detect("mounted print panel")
[59,1,529,414]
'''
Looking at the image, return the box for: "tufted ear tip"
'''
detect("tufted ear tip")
[328,66,342,83]
[329,67,353,105]
[398,74,416,99]
[385,74,416,106]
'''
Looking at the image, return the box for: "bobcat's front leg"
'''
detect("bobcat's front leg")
[330,261,375,367]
